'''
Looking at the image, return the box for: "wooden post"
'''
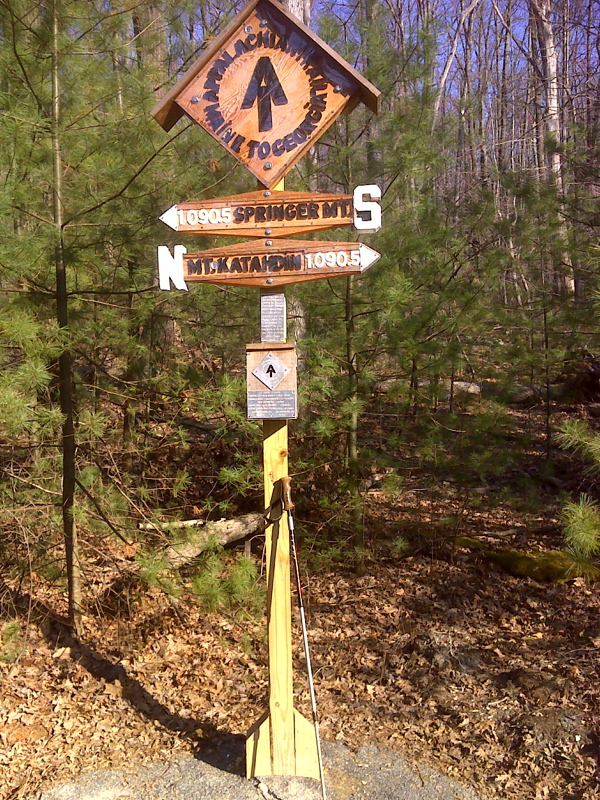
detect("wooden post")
[150,0,382,788]
[246,171,321,779]
[260,178,294,773]
[247,177,295,776]
[263,418,294,774]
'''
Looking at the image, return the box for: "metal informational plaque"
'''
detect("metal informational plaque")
[260,292,286,342]
[248,391,297,419]
[246,342,297,420]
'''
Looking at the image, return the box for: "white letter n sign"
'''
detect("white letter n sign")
[158,245,188,291]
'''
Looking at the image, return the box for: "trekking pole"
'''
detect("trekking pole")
[280,476,327,800]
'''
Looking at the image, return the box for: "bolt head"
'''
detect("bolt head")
[265,228,272,235]
[334,84,343,93]
[264,190,271,197]
[266,278,274,284]
[259,18,268,26]
[190,96,200,104]
[264,162,273,170]
[266,240,273,246]
[244,24,253,33]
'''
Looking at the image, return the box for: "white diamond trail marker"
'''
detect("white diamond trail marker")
[253,352,290,390]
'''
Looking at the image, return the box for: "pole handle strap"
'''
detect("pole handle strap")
[281,476,294,511]
[263,476,294,522]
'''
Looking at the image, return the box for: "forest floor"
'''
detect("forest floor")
[0,407,599,800]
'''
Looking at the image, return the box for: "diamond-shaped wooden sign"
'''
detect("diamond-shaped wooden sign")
[151,0,380,187]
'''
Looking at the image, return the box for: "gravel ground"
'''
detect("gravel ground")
[39,742,485,800]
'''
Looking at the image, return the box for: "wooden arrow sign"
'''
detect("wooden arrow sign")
[158,239,380,289]
[159,187,381,238]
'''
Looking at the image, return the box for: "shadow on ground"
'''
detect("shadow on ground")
[0,581,246,775]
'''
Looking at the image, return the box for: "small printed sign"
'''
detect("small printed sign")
[247,343,297,420]
[151,0,380,186]
[247,391,296,419]
[157,239,381,290]
[260,292,286,342]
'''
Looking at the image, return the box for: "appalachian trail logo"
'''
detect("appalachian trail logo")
[179,9,356,178]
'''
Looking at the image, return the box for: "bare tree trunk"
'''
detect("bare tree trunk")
[149,513,264,569]
[285,0,311,25]
[432,0,483,131]
[529,0,575,294]
[132,2,168,87]
[52,0,81,635]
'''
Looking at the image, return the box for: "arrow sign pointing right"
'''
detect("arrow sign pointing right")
[358,243,381,271]
[158,239,381,290]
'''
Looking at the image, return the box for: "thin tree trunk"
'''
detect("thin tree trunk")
[345,274,359,474]
[343,83,364,573]
[52,1,81,635]
[529,0,575,294]
[285,0,311,25]
[431,0,483,131]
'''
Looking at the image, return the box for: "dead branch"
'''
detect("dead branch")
[139,513,264,569]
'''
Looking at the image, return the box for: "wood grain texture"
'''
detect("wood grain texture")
[293,709,320,780]
[263,419,294,775]
[183,239,371,288]
[175,7,355,186]
[246,710,271,778]
[246,344,297,394]
[162,190,353,238]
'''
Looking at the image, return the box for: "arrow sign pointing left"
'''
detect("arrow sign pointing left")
[158,187,381,238]
[157,239,381,290]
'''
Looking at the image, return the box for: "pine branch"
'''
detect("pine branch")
[74,478,133,546]
[63,124,192,226]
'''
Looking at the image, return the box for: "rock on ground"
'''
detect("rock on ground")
[38,742,484,800]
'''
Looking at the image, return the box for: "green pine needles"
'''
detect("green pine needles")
[561,495,600,579]
[557,421,600,580]
[136,540,264,615]
[0,621,22,663]
[191,548,264,616]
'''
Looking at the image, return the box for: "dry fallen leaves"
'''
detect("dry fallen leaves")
[1,442,599,800]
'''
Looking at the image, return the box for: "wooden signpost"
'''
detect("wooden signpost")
[152,0,382,791]
[159,187,381,238]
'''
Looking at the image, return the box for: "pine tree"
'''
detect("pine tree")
[0,0,259,621]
